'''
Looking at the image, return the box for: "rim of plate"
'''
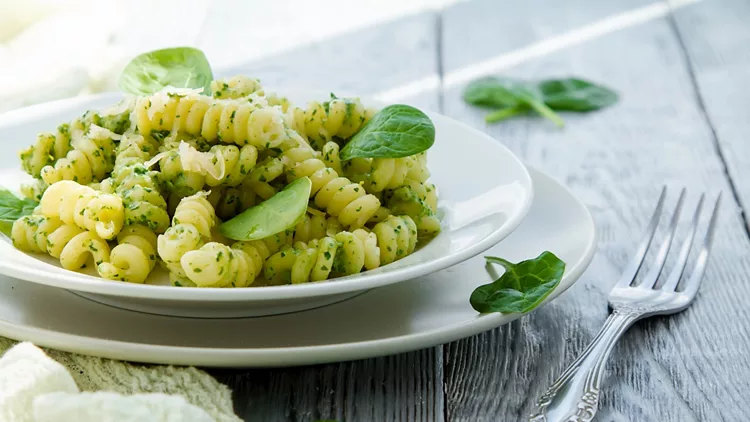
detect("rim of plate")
[0,167,596,367]
[0,92,533,301]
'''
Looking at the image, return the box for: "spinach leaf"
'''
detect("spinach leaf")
[118,47,213,96]
[463,77,564,127]
[219,177,311,241]
[463,77,531,108]
[463,76,617,127]
[538,78,618,111]
[470,251,565,314]
[0,189,38,236]
[339,105,435,160]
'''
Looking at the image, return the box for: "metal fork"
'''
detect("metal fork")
[528,187,722,422]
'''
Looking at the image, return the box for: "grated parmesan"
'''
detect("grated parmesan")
[87,124,122,141]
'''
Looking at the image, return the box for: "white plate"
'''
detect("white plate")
[0,92,534,317]
[0,167,595,367]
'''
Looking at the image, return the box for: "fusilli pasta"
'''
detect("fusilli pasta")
[39,180,125,240]
[12,75,440,287]
[12,215,111,271]
[288,96,376,149]
[39,124,119,185]
[282,145,382,228]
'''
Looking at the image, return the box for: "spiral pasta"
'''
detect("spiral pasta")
[264,237,339,284]
[134,92,295,150]
[211,76,264,99]
[282,145,382,228]
[386,186,440,238]
[207,182,258,220]
[109,134,170,232]
[20,120,82,177]
[20,179,48,202]
[178,241,257,287]
[292,211,343,243]
[264,215,415,284]
[40,124,119,185]
[97,225,157,282]
[12,215,111,271]
[157,192,217,284]
[288,96,376,149]
[12,74,440,286]
[372,215,418,264]
[344,154,430,194]
[160,199,291,287]
[156,142,259,197]
[174,230,293,287]
[39,180,125,240]
[91,134,167,283]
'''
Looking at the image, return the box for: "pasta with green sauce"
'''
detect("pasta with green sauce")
[10,75,441,287]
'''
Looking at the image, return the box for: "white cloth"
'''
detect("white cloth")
[0,341,240,422]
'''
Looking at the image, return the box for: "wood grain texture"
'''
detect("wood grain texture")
[202,12,445,422]
[440,0,750,421]
[668,0,750,232]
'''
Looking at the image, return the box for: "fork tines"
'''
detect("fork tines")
[615,187,721,297]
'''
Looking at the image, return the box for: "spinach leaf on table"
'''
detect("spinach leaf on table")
[470,251,566,314]
[538,78,618,111]
[463,76,618,127]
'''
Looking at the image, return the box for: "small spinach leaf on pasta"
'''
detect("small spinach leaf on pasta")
[0,189,38,236]
[219,177,312,241]
[118,47,213,95]
[471,251,565,314]
[340,105,435,160]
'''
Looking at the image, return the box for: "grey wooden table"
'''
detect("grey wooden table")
[203,0,750,420]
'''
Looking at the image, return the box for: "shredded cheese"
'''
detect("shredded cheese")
[100,97,135,117]
[87,124,122,141]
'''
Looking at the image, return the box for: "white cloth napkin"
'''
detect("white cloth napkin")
[0,341,240,422]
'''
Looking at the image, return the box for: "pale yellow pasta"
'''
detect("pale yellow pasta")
[157,192,218,285]
[59,230,112,271]
[372,215,418,265]
[264,237,339,284]
[180,242,250,287]
[289,96,376,149]
[157,143,259,196]
[333,229,381,274]
[264,216,412,284]
[40,124,118,185]
[98,225,157,283]
[13,75,441,287]
[245,157,285,199]
[12,215,110,271]
[293,212,343,243]
[19,117,88,177]
[211,75,264,99]
[39,180,125,240]
[172,234,289,288]
[321,141,343,175]
[134,93,293,149]
[345,154,429,194]
[282,145,382,228]
[386,185,441,238]
[207,182,258,220]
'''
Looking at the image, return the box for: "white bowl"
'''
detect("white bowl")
[0,92,533,318]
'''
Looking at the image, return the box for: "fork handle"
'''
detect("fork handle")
[528,310,640,422]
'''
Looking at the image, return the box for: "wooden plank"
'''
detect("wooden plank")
[668,0,750,232]
[200,11,445,422]
[440,0,750,421]
[206,10,441,111]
